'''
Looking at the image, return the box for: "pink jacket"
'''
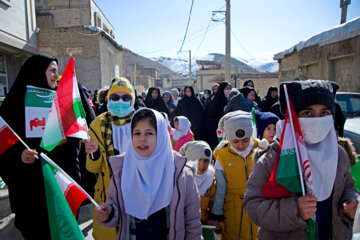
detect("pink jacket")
[100,151,202,240]
[171,130,194,152]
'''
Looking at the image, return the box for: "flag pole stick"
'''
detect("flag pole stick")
[40,152,100,208]
[283,85,306,196]
[85,125,94,159]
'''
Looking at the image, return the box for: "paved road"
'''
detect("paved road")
[1,182,359,240]
[0,184,94,240]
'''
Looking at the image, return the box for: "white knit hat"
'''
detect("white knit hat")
[179,141,212,161]
[218,110,253,140]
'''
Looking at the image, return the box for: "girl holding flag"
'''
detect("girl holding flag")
[244,79,358,239]
[94,108,201,239]
[84,78,137,240]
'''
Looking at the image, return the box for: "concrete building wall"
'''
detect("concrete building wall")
[36,14,102,90]
[0,0,38,95]
[35,0,91,27]
[90,0,115,38]
[277,36,360,92]
[99,33,123,88]
[35,1,124,91]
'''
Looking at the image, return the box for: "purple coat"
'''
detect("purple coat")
[100,151,202,240]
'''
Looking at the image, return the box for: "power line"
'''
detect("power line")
[138,24,212,56]
[194,20,217,58]
[179,0,195,52]
[231,30,254,59]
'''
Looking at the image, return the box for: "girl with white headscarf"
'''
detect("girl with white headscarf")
[171,116,194,151]
[95,108,202,240]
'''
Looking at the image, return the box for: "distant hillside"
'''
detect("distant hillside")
[123,48,180,77]
[208,53,258,73]
[245,56,279,72]
[153,53,279,78]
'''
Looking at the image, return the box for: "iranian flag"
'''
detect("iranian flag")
[251,107,257,138]
[0,116,19,154]
[51,163,87,218]
[40,56,88,151]
[261,84,315,239]
[41,158,85,240]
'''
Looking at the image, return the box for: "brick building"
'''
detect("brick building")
[274,17,360,93]
[35,0,124,90]
[0,0,37,96]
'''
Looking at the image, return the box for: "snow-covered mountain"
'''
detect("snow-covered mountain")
[244,56,279,73]
[153,53,278,78]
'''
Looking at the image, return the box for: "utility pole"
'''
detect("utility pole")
[134,63,137,86]
[340,0,351,24]
[225,0,231,83]
[189,50,192,84]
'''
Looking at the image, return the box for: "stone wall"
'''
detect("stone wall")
[277,36,360,92]
[36,14,102,90]
[36,0,91,27]
[196,69,279,97]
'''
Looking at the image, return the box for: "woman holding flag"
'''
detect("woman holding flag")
[243,79,358,239]
[0,54,62,239]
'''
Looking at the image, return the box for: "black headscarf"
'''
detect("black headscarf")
[205,81,229,149]
[0,54,58,238]
[144,87,169,114]
[208,81,230,117]
[174,86,205,140]
[0,54,57,138]
[243,79,255,87]
[240,86,255,100]
[261,86,279,112]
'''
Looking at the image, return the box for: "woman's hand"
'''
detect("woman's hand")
[21,149,38,164]
[341,200,358,219]
[297,190,317,220]
[82,139,99,154]
[58,138,68,146]
[95,204,112,222]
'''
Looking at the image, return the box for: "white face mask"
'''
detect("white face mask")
[224,89,230,98]
[298,115,334,144]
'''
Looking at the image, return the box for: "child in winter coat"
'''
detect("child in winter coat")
[179,141,216,240]
[255,110,279,144]
[95,108,201,240]
[170,116,194,151]
[243,79,358,240]
[208,110,260,240]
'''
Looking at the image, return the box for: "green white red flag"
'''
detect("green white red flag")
[51,163,87,218]
[251,107,257,138]
[261,84,316,239]
[0,116,19,154]
[41,158,85,240]
[40,57,88,151]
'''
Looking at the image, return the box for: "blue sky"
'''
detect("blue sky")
[94,0,360,60]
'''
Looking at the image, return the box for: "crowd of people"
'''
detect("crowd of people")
[0,54,359,240]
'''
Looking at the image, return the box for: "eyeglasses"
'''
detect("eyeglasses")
[109,94,132,102]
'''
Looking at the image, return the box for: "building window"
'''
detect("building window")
[0,0,11,7]
[94,12,102,28]
[0,55,7,96]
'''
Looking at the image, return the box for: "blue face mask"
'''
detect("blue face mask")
[107,99,134,117]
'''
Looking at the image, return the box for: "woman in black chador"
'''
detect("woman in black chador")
[0,55,92,239]
[174,86,206,141]
[144,87,169,115]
